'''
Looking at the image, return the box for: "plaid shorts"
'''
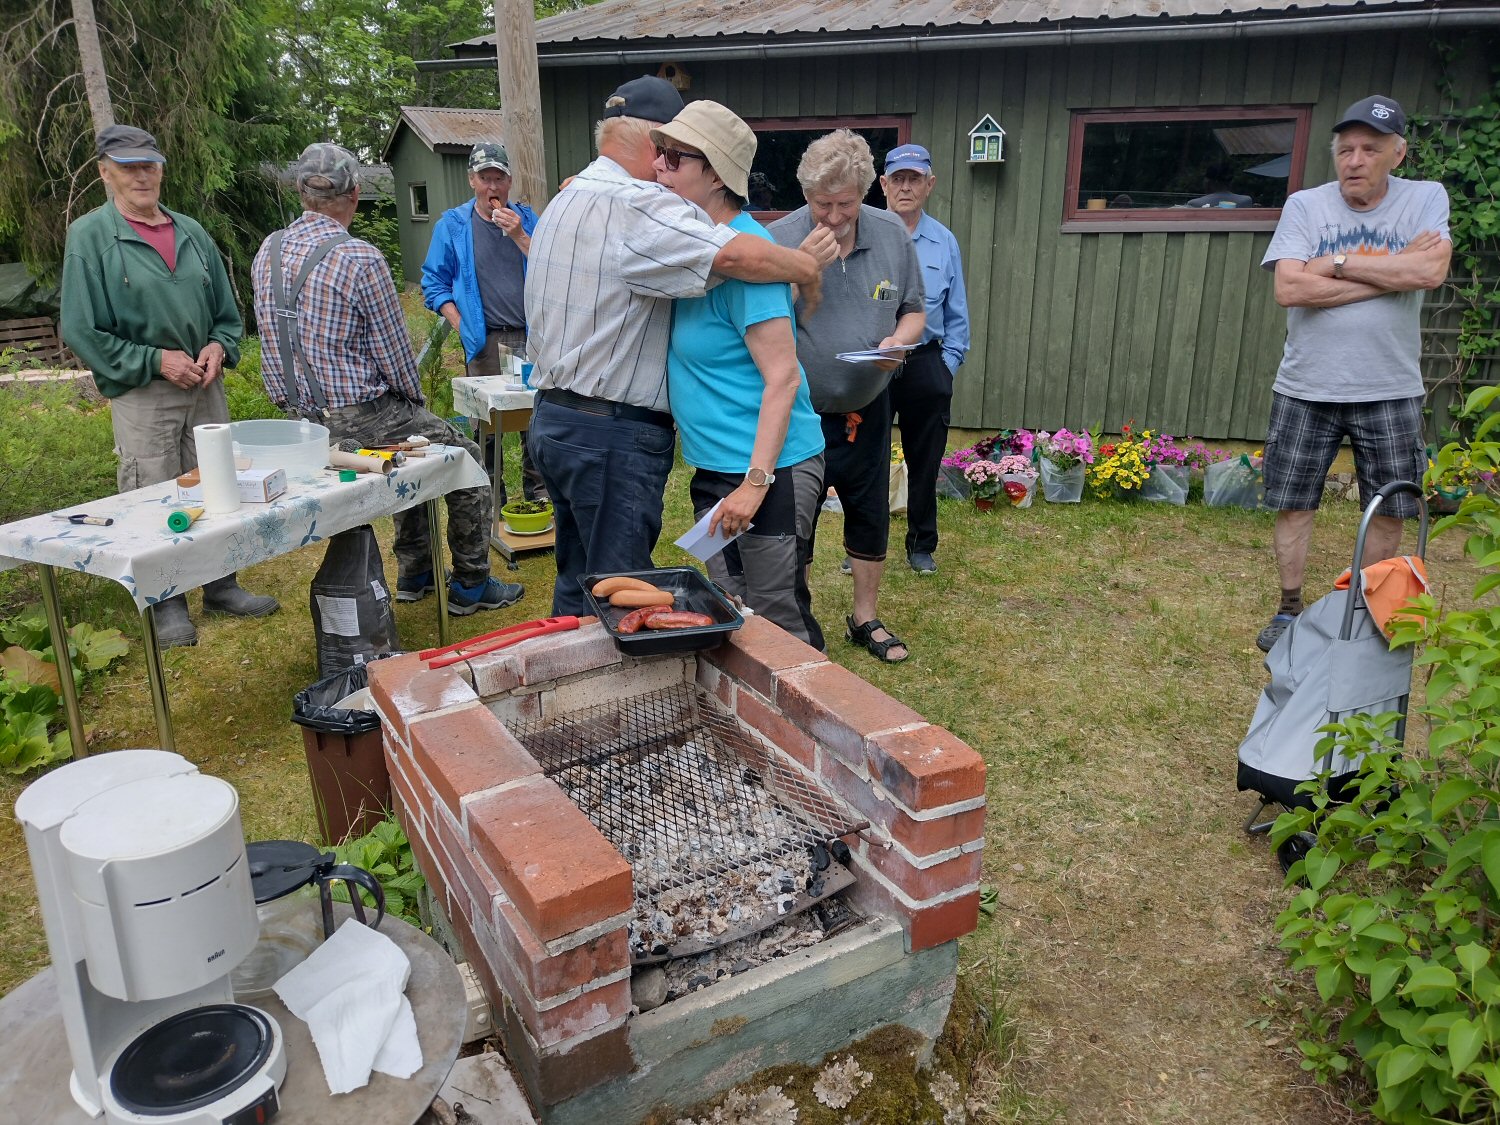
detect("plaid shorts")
[1263,392,1426,517]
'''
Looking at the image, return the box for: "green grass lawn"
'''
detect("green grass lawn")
[0,317,1462,1123]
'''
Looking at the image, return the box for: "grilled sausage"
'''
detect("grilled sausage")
[616,605,671,634]
[608,588,675,608]
[592,576,660,598]
[643,611,714,630]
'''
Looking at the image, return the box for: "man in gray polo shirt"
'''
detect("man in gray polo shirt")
[524,77,830,616]
[769,129,925,664]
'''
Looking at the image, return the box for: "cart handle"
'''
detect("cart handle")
[1341,480,1429,641]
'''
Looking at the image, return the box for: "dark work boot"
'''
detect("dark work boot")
[202,573,281,618]
[152,595,197,648]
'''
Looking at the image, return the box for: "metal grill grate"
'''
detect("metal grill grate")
[507,682,863,963]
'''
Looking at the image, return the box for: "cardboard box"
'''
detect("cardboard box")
[176,466,288,504]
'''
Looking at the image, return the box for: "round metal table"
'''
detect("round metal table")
[0,911,466,1124]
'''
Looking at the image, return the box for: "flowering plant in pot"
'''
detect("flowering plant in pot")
[962,459,1004,509]
[995,454,1038,508]
[500,498,553,534]
[1034,428,1093,502]
[1139,431,1191,505]
[973,428,1035,463]
[1087,425,1150,499]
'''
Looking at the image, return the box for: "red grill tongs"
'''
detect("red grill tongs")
[420,615,583,669]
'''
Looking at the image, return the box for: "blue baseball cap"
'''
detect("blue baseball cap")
[884,144,932,175]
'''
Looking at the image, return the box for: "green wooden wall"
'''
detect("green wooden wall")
[537,31,1491,439]
[390,129,476,282]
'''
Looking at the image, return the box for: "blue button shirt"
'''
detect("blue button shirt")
[910,212,970,374]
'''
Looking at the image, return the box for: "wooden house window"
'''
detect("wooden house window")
[408,182,430,221]
[741,116,910,220]
[1062,106,1312,233]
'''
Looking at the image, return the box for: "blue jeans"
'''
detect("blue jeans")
[527,396,675,616]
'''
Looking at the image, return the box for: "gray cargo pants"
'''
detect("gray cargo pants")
[109,377,230,491]
[320,395,493,587]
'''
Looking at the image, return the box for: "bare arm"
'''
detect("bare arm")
[437,301,462,331]
[708,317,802,537]
[1273,258,1387,309]
[712,235,820,286]
[1307,230,1451,292]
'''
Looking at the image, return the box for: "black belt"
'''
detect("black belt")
[538,388,673,430]
[488,325,525,334]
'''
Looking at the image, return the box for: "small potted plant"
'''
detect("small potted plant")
[500,498,553,534]
[1087,425,1150,500]
[995,454,1038,508]
[962,459,1004,511]
[1034,428,1093,503]
[1139,430,1191,505]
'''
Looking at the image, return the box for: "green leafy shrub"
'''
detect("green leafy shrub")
[330,814,425,928]
[224,336,281,421]
[1273,384,1500,1122]
[0,384,116,524]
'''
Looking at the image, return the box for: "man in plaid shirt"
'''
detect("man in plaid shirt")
[252,143,524,616]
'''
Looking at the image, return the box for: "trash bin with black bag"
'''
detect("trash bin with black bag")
[292,652,401,844]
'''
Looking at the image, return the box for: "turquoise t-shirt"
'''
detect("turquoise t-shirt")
[668,212,824,473]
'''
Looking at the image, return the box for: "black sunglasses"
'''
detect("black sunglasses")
[654,144,708,171]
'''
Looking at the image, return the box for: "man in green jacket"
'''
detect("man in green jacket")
[60,125,279,647]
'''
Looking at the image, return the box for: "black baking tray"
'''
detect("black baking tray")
[581,567,743,655]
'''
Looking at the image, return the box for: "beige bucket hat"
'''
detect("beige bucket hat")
[650,100,757,200]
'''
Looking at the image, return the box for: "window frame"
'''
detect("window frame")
[408,182,430,222]
[1061,105,1313,233]
[740,114,911,222]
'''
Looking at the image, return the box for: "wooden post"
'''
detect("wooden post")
[71,0,114,133]
[493,0,550,211]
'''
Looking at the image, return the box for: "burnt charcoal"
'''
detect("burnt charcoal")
[742,768,762,787]
[808,876,825,897]
[688,974,712,990]
[830,839,852,865]
[778,877,795,894]
[652,943,669,957]
[809,842,831,871]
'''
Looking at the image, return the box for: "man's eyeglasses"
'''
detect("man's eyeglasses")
[654,145,708,171]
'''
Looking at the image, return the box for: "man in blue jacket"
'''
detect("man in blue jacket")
[421,142,545,508]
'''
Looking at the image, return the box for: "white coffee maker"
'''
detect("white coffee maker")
[15,749,287,1124]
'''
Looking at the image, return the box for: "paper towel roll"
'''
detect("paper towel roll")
[193,423,242,516]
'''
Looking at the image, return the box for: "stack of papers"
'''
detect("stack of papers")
[835,344,920,364]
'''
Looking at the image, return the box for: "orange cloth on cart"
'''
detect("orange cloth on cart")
[1334,555,1430,639]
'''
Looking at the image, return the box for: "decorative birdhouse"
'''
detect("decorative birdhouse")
[968,115,1006,164]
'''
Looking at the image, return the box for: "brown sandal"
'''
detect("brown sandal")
[845,616,908,663]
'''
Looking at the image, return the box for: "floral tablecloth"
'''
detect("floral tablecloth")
[0,446,488,610]
[451,376,535,421]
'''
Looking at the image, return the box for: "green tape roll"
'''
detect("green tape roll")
[166,509,195,533]
[339,469,358,482]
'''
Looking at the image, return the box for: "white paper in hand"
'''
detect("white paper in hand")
[674,500,750,562]
[274,918,422,1094]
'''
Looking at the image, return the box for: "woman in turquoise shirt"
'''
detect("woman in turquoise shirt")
[653,101,828,648]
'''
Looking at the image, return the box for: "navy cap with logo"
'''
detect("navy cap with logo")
[95,125,165,164]
[468,143,511,174]
[1333,95,1406,136]
[884,144,932,176]
[602,76,684,125]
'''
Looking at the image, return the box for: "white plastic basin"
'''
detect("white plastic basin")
[229,418,330,481]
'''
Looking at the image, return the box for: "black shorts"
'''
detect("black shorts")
[1263,393,1425,518]
[816,391,893,561]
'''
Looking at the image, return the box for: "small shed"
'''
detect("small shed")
[382,107,506,280]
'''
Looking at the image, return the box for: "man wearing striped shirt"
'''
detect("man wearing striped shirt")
[252,143,525,617]
[525,76,832,616]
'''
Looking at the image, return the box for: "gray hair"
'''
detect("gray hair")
[796,129,875,197]
[1331,131,1408,160]
[298,182,354,212]
[594,116,653,155]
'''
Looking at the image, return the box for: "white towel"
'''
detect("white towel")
[274,918,423,1094]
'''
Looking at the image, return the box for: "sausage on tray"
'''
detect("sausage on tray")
[616,605,671,634]
[644,611,715,630]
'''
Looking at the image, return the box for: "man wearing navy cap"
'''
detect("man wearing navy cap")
[880,143,969,576]
[1254,95,1451,653]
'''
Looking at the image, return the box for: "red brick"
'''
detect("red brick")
[859,840,983,902]
[494,897,629,1002]
[468,778,633,942]
[704,614,826,699]
[776,661,924,769]
[468,651,523,699]
[409,705,541,820]
[511,621,621,686]
[486,934,630,1047]
[496,997,633,1106]
[694,659,734,710]
[735,686,817,771]
[368,655,478,744]
[867,725,986,811]
[847,874,981,952]
[430,800,504,919]
[819,751,985,857]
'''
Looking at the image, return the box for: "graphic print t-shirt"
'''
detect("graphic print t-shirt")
[1261,177,1449,401]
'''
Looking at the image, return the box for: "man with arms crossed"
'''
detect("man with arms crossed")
[769,130,926,663]
[1256,95,1450,652]
[524,77,831,616]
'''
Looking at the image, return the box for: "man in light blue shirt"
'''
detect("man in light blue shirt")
[876,143,972,573]
[880,144,969,574]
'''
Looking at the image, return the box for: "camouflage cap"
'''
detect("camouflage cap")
[468,143,511,174]
[294,142,359,195]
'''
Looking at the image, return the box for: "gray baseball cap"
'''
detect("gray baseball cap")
[294,142,359,194]
[96,125,165,164]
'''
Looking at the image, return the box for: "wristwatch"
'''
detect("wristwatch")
[1332,253,1347,279]
[746,466,776,487]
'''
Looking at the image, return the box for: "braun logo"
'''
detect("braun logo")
[207,948,226,963]
[1371,104,1392,119]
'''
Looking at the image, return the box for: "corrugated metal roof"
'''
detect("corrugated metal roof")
[449,0,1440,51]
[394,106,505,151]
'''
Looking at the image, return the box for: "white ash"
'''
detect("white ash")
[656,910,831,1002]
[812,1054,873,1109]
[553,736,832,959]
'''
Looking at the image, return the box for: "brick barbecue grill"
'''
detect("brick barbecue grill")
[369,616,986,1122]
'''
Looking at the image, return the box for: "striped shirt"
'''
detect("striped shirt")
[251,212,422,411]
[523,156,736,413]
